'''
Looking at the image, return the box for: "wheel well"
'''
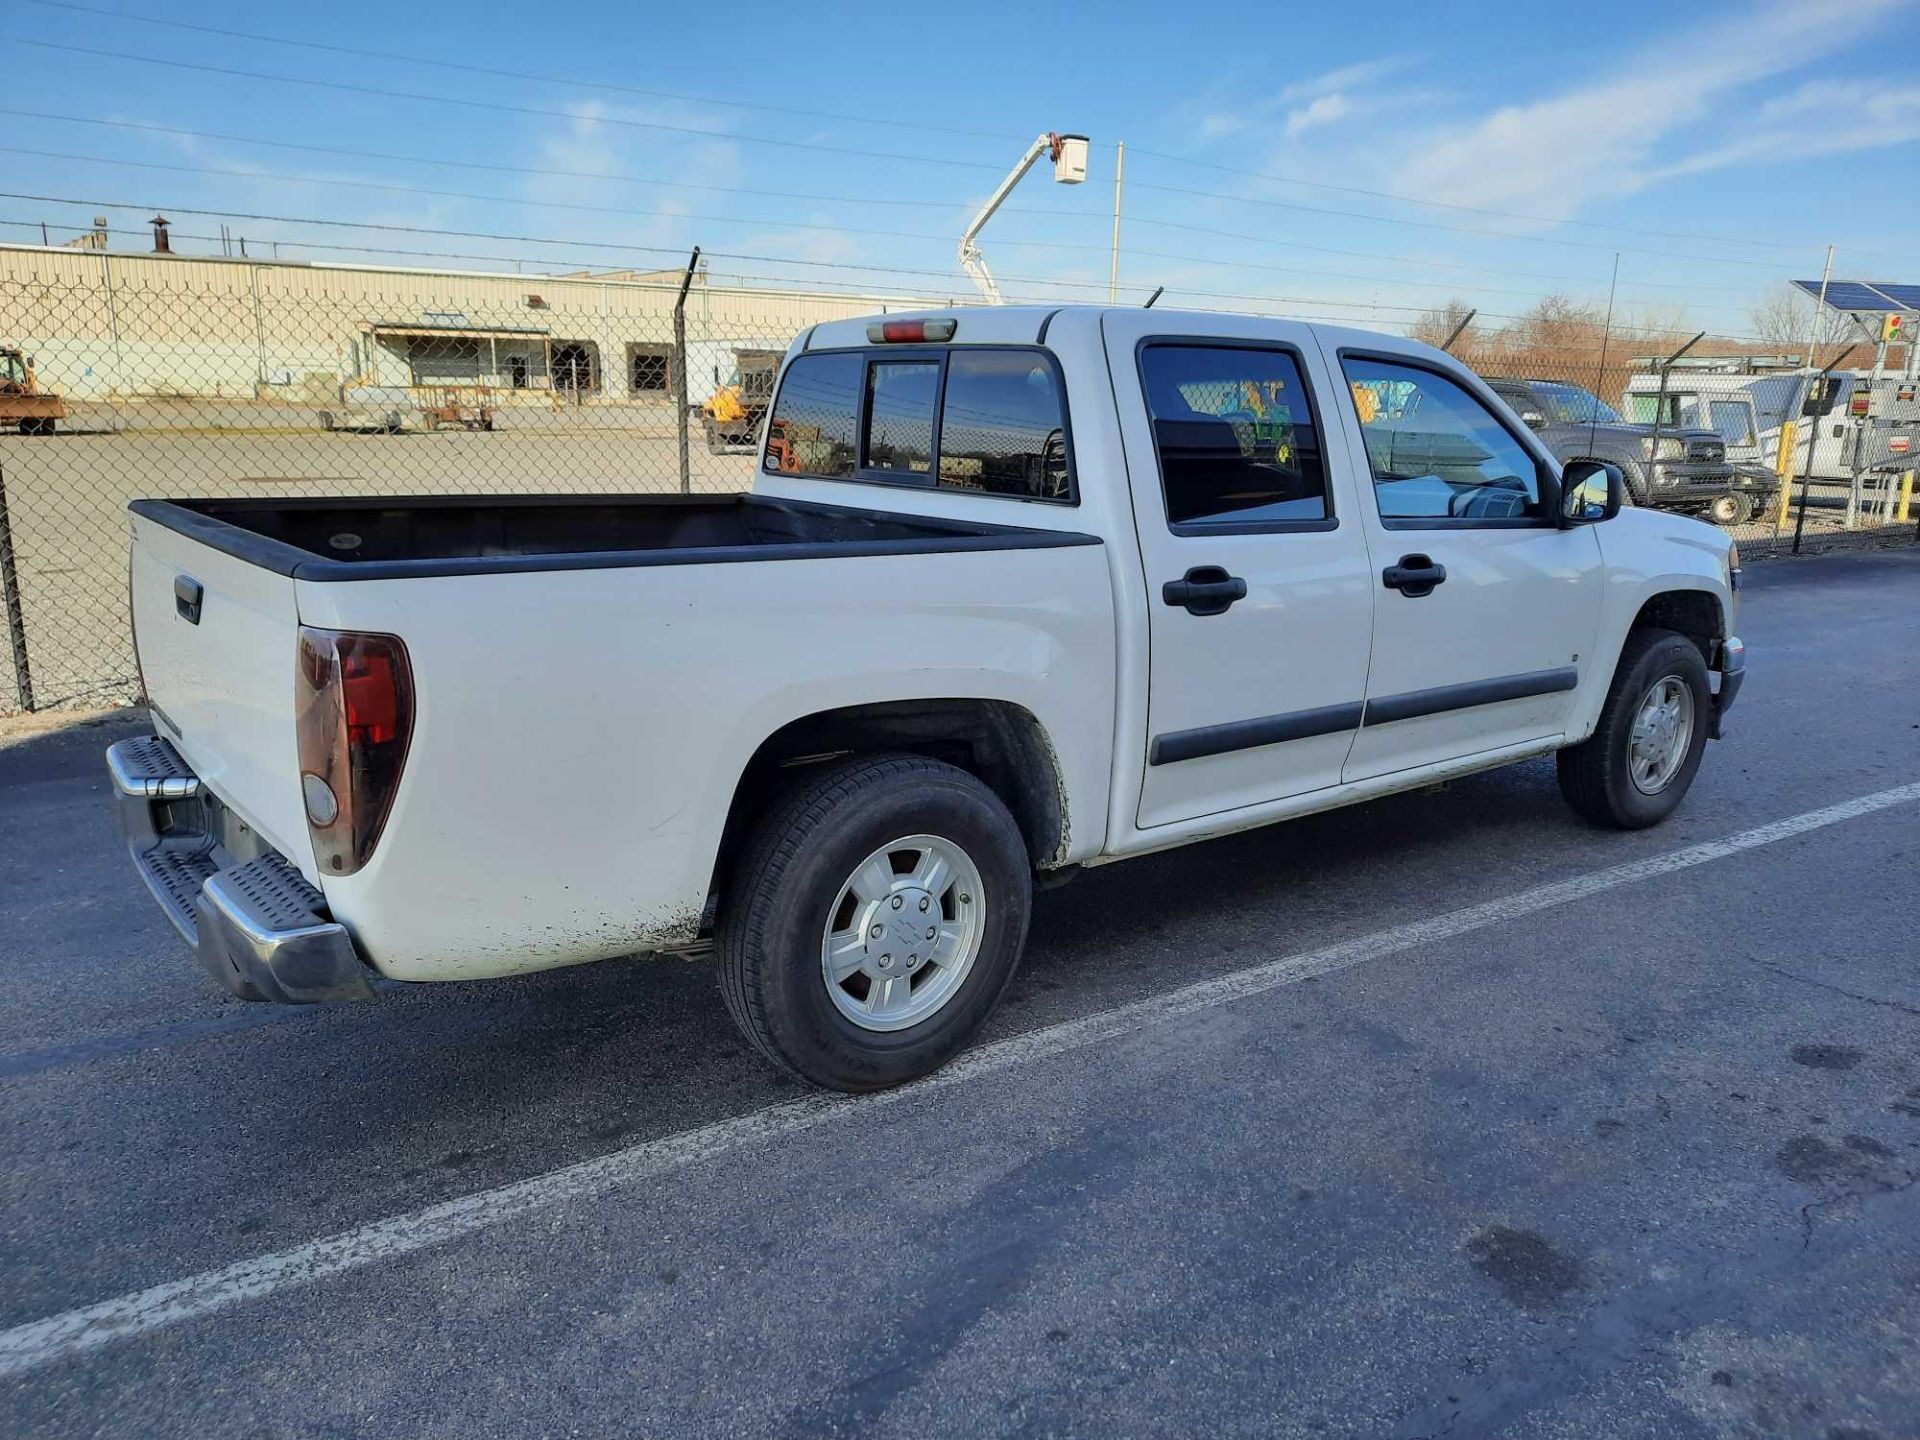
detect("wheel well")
[1631,589,1723,657]
[710,699,1068,908]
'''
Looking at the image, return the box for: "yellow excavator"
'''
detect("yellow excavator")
[699,356,779,454]
[1,345,67,434]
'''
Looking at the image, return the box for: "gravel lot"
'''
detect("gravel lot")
[1,549,1917,1438]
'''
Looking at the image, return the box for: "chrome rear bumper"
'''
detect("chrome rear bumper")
[105,734,376,1004]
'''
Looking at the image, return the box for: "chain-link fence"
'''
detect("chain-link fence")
[0,249,920,713]
[3,248,1915,715]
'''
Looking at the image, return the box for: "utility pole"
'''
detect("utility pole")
[1108,141,1125,304]
[1791,247,1836,554]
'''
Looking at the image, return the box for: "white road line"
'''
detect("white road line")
[5,780,1917,1380]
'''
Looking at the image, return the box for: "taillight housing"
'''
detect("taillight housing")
[295,627,413,876]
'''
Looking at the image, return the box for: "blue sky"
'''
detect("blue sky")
[2,0,1916,339]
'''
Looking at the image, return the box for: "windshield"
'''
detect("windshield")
[0,353,24,385]
[1708,400,1756,446]
[1532,381,1622,425]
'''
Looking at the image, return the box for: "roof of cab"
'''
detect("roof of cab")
[801,304,1446,364]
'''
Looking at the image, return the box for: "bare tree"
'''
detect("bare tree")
[1409,298,1475,349]
[1749,285,1855,352]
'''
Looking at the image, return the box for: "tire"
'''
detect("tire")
[1707,493,1753,526]
[703,415,724,454]
[717,753,1032,1092]
[1557,627,1710,829]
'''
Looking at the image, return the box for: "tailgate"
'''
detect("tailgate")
[130,512,312,872]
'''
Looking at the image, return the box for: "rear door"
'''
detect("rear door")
[129,512,311,865]
[1101,311,1375,829]
[1325,347,1603,783]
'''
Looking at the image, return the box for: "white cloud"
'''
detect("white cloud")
[1390,0,1913,222]
[1198,55,1410,141]
[1285,93,1351,138]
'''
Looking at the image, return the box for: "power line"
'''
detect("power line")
[14,0,1024,143]
[0,37,1020,173]
[1123,146,1839,255]
[1121,172,1809,271]
[1123,216,1771,296]
[0,110,1081,218]
[0,147,1084,251]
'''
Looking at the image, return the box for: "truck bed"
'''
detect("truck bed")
[130,493,1096,581]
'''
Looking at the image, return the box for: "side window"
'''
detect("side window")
[764,351,860,477]
[1342,357,1545,523]
[938,350,1070,500]
[1140,344,1330,526]
[864,360,938,474]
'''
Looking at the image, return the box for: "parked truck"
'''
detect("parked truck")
[1483,376,1747,519]
[1,344,67,434]
[109,307,1744,1091]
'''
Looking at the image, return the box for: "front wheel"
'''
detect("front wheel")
[717,754,1032,1091]
[1557,628,1710,828]
[1706,492,1754,526]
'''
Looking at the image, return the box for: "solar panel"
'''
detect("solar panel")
[1792,279,1904,312]
[1866,282,1920,311]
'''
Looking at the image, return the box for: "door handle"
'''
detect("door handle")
[1382,554,1447,598]
[1162,565,1248,616]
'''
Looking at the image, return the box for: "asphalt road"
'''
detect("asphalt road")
[2,549,1918,1439]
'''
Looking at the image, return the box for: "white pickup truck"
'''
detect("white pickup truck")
[110,306,1744,1090]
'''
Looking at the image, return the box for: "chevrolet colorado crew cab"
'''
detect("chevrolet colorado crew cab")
[110,307,1745,1091]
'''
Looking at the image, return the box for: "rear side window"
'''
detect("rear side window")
[764,351,860,478]
[765,346,1074,503]
[1140,344,1329,526]
[938,351,1070,500]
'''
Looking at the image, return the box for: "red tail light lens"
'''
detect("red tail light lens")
[295,627,413,875]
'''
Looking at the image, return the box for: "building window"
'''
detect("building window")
[552,341,598,394]
[630,346,672,395]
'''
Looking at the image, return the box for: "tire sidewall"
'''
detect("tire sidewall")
[748,768,1031,1089]
[1600,636,1710,825]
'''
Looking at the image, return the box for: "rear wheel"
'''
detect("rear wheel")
[717,754,1032,1092]
[1557,628,1710,829]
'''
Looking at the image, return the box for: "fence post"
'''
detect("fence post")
[672,247,701,496]
[1772,420,1798,529]
[0,461,34,713]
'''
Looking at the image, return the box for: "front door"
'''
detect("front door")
[1102,312,1376,830]
[1324,346,1604,783]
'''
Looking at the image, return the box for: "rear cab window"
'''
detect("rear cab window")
[765,346,1074,503]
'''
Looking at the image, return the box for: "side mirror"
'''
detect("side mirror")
[1560,460,1623,524]
[1519,408,1548,431]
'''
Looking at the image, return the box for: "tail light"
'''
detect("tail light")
[295,627,413,875]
